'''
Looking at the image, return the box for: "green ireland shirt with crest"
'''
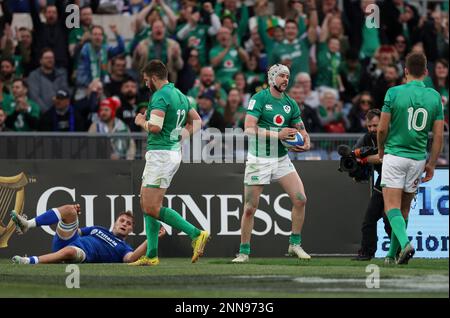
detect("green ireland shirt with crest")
[146,83,193,151]
[246,88,302,158]
[382,80,444,160]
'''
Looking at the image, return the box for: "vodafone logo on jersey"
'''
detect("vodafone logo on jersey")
[273,114,285,126]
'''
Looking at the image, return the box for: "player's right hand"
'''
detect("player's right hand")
[278,128,298,140]
[422,163,435,183]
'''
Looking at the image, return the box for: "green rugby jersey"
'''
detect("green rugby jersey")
[269,37,311,88]
[246,88,302,158]
[146,83,192,151]
[382,80,444,160]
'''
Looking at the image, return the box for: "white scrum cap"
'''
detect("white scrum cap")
[267,64,290,87]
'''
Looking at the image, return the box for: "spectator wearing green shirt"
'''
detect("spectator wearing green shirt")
[68,6,94,62]
[339,49,362,106]
[269,16,317,88]
[209,27,249,92]
[133,19,183,84]
[316,36,342,90]
[319,13,349,56]
[3,79,40,131]
[176,4,221,67]
[127,0,177,56]
[10,27,37,78]
[214,0,250,42]
[359,0,380,60]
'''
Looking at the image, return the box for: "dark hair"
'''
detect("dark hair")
[40,47,54,59]
[405,52,427,77]
[285,19,298,28]
[111,54,126,65]
[142,59,168,80]
[80,5,92,12]
[117,211,135,225]
[0,57,15,67]
[12,78,27,88]
[366,108,381,121]
[18,26,31,33]
[121,76,137,85]
[432,58,449,89]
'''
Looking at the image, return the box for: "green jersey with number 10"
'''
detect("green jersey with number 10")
[146,83,191,151]
[382,80,444,160]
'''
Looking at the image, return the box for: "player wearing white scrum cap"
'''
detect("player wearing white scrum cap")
[232,64,312,263]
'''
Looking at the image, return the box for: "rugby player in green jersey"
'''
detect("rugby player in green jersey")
[131,60,209,266]
[232,64,312,263]
[378,52,444,265]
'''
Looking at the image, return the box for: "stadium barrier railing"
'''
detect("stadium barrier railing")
[0,132,448,164]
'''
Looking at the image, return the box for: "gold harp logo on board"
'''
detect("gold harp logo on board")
[0,173,28,248]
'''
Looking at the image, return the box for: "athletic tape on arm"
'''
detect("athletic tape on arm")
[149,114,164,129]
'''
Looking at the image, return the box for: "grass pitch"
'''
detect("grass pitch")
[0,257,448,298]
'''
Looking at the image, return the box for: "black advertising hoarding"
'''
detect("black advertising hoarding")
[0,160,369,257]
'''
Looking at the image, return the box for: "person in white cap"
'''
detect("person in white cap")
[232,63,312,263]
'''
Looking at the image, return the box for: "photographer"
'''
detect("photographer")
[339,109,392,261]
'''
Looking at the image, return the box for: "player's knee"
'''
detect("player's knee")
[144,205,161,217]
[62,247,77,260]
[243,204,257,218]
[60,205,78,222]
[292,195,307,208]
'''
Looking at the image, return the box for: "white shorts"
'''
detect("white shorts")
[381,154,426,193]
[244,154,296,185]
[142,150,182,188]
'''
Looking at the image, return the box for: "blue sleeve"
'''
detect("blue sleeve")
[108,35,125,58]
[80,226,96,236]
[76,45,92,87]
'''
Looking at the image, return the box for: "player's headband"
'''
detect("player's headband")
[267,64,290,87]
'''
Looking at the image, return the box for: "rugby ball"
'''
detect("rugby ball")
[281,131,304,148]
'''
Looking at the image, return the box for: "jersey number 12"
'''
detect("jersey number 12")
[176,109,186,128]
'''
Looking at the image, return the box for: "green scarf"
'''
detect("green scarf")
[329,52,340,88]
[148,38,168,64]
[87,43,108,80]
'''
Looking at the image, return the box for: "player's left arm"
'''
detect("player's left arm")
[377,112,390,161]
[123,226,167,263]
[183,108,201,137]
[290,100,310,152]
[135,109,166,134]
[292,121,311,152]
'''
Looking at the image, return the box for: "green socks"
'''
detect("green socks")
[239,243,250,255]
[387,209,410,250]
[145,214,160,258]
[158,207,201,240]
[387,218,408,259]
[289,233,302,245]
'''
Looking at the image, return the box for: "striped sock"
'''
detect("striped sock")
[29,256,39,264]
[35,208,62,227]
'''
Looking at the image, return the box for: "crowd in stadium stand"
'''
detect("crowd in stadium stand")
[0,0,448,141]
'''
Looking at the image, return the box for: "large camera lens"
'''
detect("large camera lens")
[342,157,358,172]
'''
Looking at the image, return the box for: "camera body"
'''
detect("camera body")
[337,144,378,182]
